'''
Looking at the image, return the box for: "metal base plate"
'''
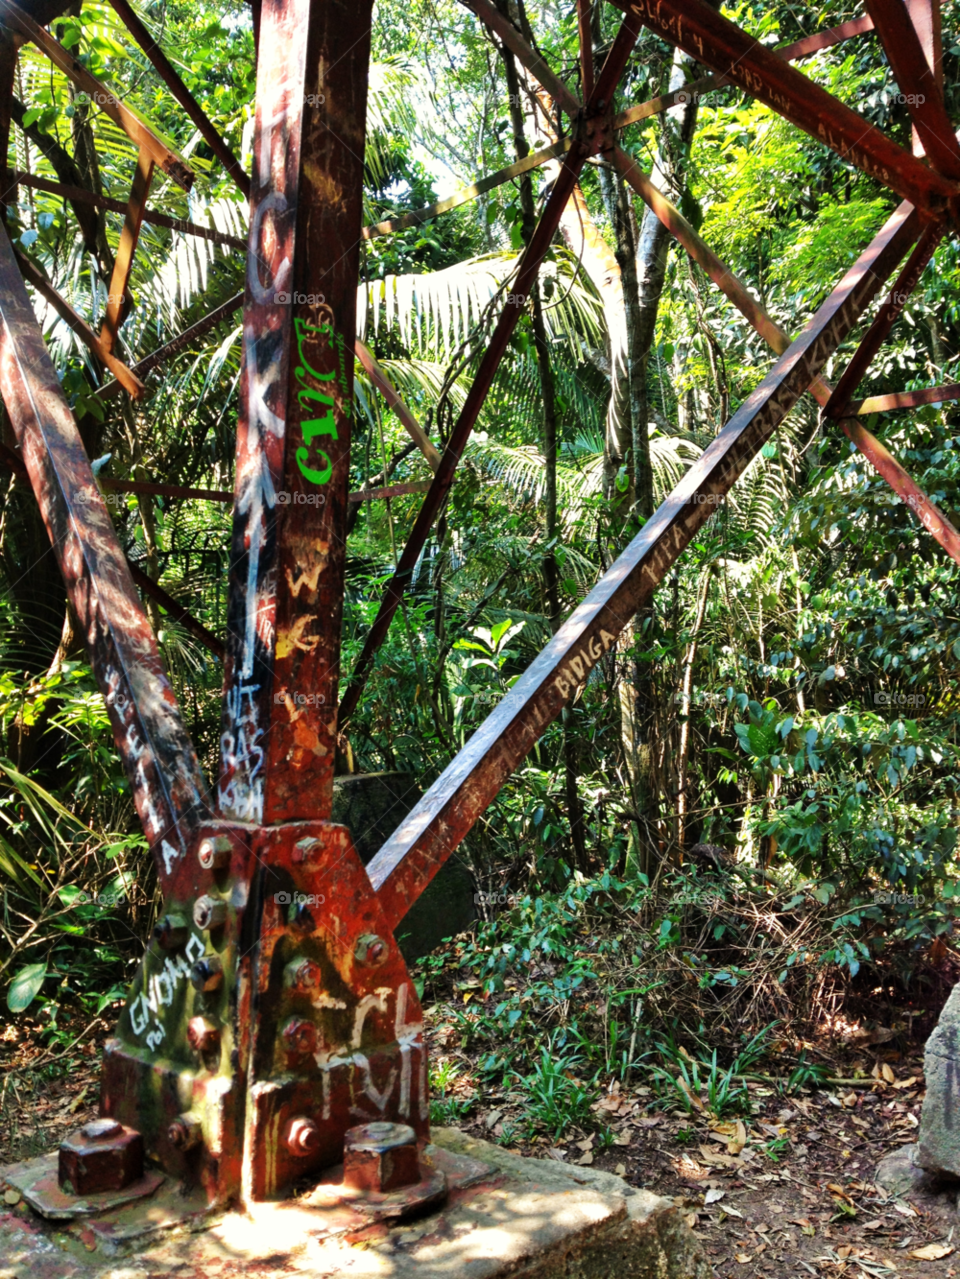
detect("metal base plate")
[2,1153,165,1220]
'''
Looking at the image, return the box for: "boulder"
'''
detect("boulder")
[332,771,476,962]
[917,981,960,1176]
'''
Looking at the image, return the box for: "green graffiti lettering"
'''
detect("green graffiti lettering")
[296,447,332,484]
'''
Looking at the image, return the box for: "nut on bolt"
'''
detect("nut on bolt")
[186,1016,220,1054]
[285,957,322,991]
[153,914,188,949]
[168,1112,203,1150]
[285,1116,321,1156]
[190,954,224,992]
[198,835,232,870]
[282,1018,318,1055]
[354,933,387,966]
[193,895,227,930]
[343,1121,420,1192]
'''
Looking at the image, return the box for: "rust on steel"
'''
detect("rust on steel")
[15,249,146,397]
[826,223,945,418]
[12,172,246,250]
[108,0,251,198]
[623,0,957,212]
[100,146,153,356]
[96,292,243,401]
[355,338,441,471]
[337,6,644,725]
[850,383,960,415]
[866,0,960,177]
[0,0,193,189]
[841,417,960,563]
[128,563,225,660]
[218,0,375,825]
[367,202,922,931]
[0,225,210,891]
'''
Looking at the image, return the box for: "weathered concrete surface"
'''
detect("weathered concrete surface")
[333,772,476,961]
[917,981,960,1175]
[0,1128,712,1279]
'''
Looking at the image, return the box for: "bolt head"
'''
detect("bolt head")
[281,1018,318,1055]
[285,958,322,991]
[153,914,188,949]
[198,836,232,870]
[193,895,227,930]
[168,1112,203,1150]
[285,1116,321,1156]
[354,933,387,966]
[190,955,224,992]
[80,1117,122,1141]
[186,1016,220,1054]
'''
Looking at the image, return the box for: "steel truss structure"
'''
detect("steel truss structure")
[0,0,958,1213]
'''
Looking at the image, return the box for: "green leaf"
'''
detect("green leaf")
[7,962,47,1013]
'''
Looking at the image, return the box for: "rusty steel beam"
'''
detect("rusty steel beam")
[841,417,960,559]
[361,14,881,245]
[15,249,146,398]
[96,292,243,401]
[218,0,377,826]
[128,563,225,659]
[337,10,643,727]
[776,14,876,61]
[355,339,441,472]
[462,0,580,115]
[11,172,246,250]
[0,0,193,189]
[0,224,210,891]
[100,146,153,356]
[625,0,957,212]
[101,477,233,502]
[366,201,921,929]
[826,222,944,418]
[850,382,960,414]
[611,146,960,565]
[108,0,251,199]
[865,0,960,177]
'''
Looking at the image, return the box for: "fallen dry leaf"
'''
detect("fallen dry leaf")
[908,1243,953,1261]
[674,1155,709,1181]
[3,1188,21,1205]
[704,1188,725,1205]
[684,1212,697,1229]
[734,1254,752,1264]
[614,1163,626,1177]
[881,1063,896,1084]
[577,1151,594,1166]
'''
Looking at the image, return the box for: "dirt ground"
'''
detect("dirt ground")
[1,1006,959,1278]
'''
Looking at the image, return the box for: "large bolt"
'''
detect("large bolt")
[354,934,387,966]
[285,1116,321,1156]
[193,895,227,930]
[282,1018,318,1055]
[81,1118,122,1141]
[168,1112,203,1150]
[285,958,322,992]
[198,835,232,870]
[186,1016,220,1054]
[343,1121,420,1193]
[190,955,224,992]
[153,914,188,949]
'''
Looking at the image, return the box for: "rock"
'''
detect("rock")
[917,981,960,1176]
[332,772,476,962]
[875,1145,928,1196]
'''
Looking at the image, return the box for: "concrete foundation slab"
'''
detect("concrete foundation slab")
[0,1128,711,1279]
